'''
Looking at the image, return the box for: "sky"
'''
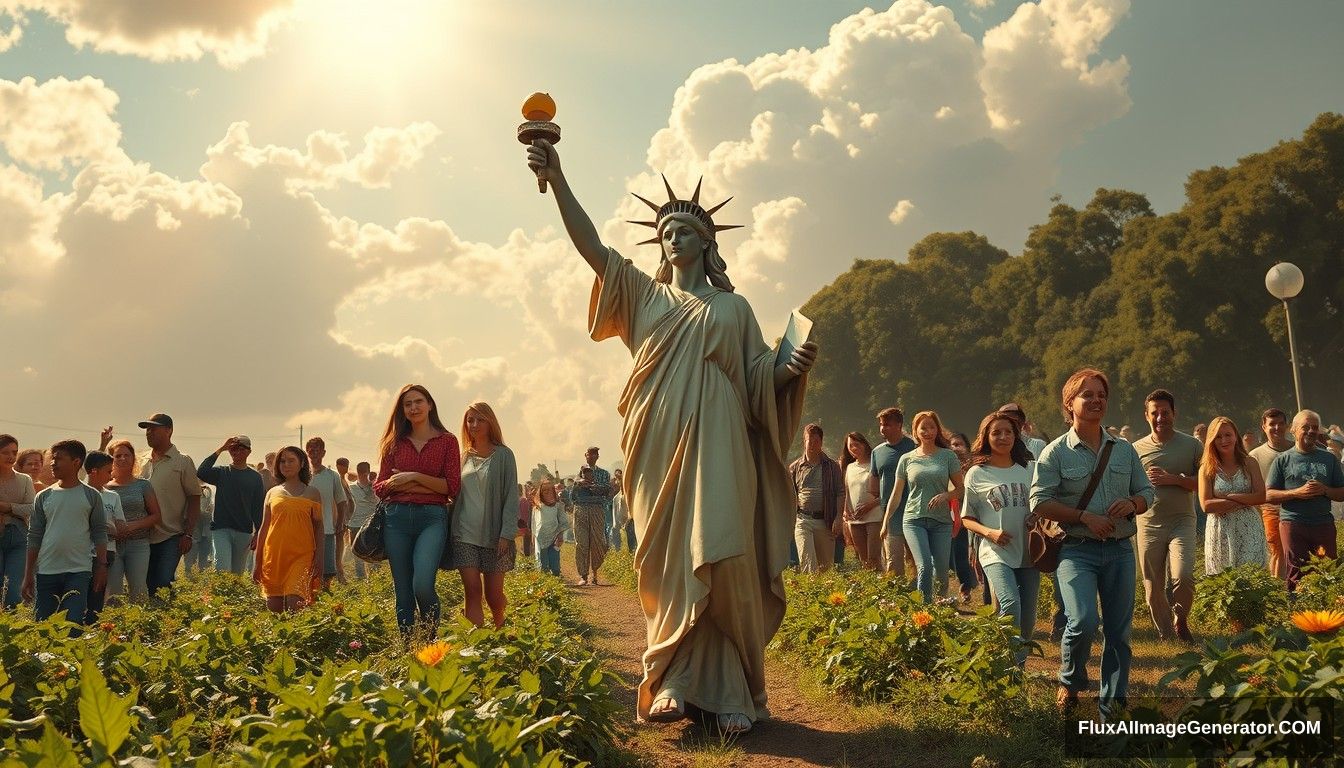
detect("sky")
[1,0,1341,476]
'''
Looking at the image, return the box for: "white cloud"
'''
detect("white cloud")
[888,199,916,224]
[0,76,127,171]
[201,121,441,192]
[1,0,296,67]
[967,0,996,8]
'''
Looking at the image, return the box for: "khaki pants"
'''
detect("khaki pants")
[574,506,608,579]
[793,516,834,573]
[848,521,884,571]
[1261,505,1286,579]
[882,530,910,578]
[1136,514,1196,636]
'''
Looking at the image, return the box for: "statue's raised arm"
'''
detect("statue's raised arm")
[525,140,608,278]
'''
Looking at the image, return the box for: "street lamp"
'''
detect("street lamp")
[1264,262,1305,413]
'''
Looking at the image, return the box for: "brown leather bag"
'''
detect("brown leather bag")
[1029,441,1114,573]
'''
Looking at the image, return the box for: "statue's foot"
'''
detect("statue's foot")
[717,712,752,734]
[647,690,685,723]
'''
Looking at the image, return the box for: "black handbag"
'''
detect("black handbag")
[352,503,387,563]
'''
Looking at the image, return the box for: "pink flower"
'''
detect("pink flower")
[349,640,363,650]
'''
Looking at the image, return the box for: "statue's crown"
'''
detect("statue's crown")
[627,176,741,246]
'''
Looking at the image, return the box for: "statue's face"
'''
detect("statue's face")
[661,219,706,270]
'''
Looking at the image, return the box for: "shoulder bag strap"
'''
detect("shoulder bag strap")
[1075,440,1116,512]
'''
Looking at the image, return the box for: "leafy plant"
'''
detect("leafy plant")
[1191,563,1289,634]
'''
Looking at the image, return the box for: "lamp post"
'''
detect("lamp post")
[1264,262,1305,413]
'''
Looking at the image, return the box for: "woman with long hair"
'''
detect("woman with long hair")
[449,402,519,628]
[881,411,964,603]
[373,384,461,638]
[253,447,323,612]
[105,439,162,603]
[840,432,882,571]
[0,435,35,609]
[16,449,47,492]
[960,413,1038,663]
[1199,416,1266,575]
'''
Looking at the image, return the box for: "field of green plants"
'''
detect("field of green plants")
[0,568,626,767]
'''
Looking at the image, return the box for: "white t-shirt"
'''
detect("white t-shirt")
[1024,436,1047,461]
[308,467,343,535]
[98,488,127,554]
[844,463,880,524]
[962,462,1034,569]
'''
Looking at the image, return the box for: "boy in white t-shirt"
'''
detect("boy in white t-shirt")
[83,450,127,623]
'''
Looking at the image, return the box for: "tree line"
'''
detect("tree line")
[800,112,1344,443]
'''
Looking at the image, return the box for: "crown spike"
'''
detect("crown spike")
[631,193,661,213]
[626,220,658,228]
[661,174,678,203]
[635,236,661,246]
[714,224,744,233]
[705,197,734,216]
[691,177,703,204]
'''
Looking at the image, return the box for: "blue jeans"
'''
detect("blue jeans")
[1056,537,1135,716]
[148,536,184,597]
[0,523,26,609]
[948,525,978,592]
[35,571,90,629]
[384,503,447,635]
[107,537,150,602]
[212,528,253,575]
[982,562,1041,664]
[536,545,561,576]
[604,506,618,549]
[187,515,213,572]
[903,517,952,603]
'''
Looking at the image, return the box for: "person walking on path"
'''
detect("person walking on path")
[136,414,201,598]
[104,439,160,603]
[571,447,612,586]
[1030,368,1153,718]
[253,446,323,612]
[373,384,461,638]
[1198,416,1266,575]
[1131,389,1202,643]
[449,402,518,628]
[196,436,264,575]
[531,478,569,576]
[868,407,916,577]
[840,432,882,571]
[789,423,843,573]
[1265,409,1344,591]
[1249,408,1293,579]
[882,411,963,604]
[22,440,107,628]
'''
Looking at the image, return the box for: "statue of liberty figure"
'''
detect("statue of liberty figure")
[525,139,817,733]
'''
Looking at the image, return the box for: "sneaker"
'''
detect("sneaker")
[575,577,588,586]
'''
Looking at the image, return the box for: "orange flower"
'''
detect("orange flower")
[1318,546,1328,557]
[415,640,454,666]
[220,609,233,620]
[909,669,925,680]
[912,611,933,629]
[1291,610,1344,635]
[332,602,345,615]
[825,592,847,606]
[1246,674,1265,688]
[99,622,115,633]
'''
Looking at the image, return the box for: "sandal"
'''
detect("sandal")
[647,691,685,723]
[717,712,752,734]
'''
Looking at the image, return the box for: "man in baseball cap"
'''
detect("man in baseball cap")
[196,436,263,575]
[138,413,201,596]
[998,403,1047,460]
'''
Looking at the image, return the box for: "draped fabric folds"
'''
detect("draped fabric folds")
[588,248,805,722]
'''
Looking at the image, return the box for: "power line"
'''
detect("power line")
[0,416,293,441]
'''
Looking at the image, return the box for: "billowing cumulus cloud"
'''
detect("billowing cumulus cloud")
[0,76,127,171]
[0,0,296,67]
[0,0,1133,471]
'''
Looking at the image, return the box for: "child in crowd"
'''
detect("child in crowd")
[532,478,569,577]
[21,440,108,629]
[82,450,127,623]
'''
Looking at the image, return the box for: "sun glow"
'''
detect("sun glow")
[292,0,465,90]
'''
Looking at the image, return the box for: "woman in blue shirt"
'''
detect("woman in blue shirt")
[881,410,963,603]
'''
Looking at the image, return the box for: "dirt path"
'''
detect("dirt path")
[564,559,885,768]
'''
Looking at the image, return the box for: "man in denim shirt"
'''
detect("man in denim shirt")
[1031,368,1154,719]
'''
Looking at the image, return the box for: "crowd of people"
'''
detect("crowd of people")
[0,383,636,640]
[785,369,1344,716]
[2,368,1341,716]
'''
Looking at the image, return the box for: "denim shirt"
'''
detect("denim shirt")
[1029,429,1155,541]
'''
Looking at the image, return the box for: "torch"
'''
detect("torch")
[518,92,560,194]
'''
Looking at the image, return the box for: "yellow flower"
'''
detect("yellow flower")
[912,611,933,629]
[1290,610,1344,635]
[825,592,847,606]
[415,640,454,666]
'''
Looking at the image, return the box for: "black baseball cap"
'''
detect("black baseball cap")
[137,413,173,429]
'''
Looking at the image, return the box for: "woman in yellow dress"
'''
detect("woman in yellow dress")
[253,446,323,612]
